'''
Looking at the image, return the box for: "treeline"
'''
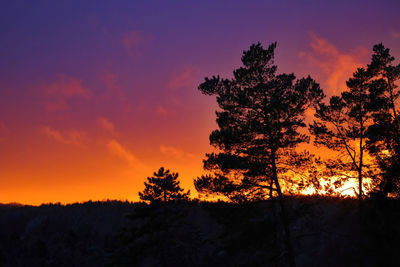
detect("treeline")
[3,198,400,266]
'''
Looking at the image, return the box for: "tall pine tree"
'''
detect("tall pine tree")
[366,43,400,197]
[195,42,324,267]
[310,66,373,267]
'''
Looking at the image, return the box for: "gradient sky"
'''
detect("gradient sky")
[1,0,400,205]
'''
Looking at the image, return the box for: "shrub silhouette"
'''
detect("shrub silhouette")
[139,167,190,204]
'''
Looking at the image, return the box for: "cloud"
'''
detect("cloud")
[391,31,400,39]
[97,117,116,135]
[107,139,145,168]
[0,121,7,141]
[121,31,151,58]
[42,126,87,146]
[43,75,91,98]
[160,144,195,160]
[101,71,123,96]
[167,66,198,89]
[45,99,69,112]
[299,33,368,95]
[42,75,91,111]
[0,121,7,132]
[156,106,168,116]
[98,70,133,112]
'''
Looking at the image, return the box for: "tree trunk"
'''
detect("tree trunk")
[358,148,364,267]
[387,75,399,137]
[163,179,167,207]
[271,153,296,267]
[269,177,279,267]
[358,103,364,267]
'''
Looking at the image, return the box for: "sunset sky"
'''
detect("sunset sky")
[1,1,400,205]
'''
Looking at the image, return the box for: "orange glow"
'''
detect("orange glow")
[299,176,372,198]
[0,30,376,205]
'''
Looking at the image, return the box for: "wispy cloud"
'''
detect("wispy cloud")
[160,144,195,160]
[101,71,124,98]
[299,33,368,95]
[45,99,69,112]
[0,121,7,141]
[107,139,146,169]
[167,66,198,89]
[0,121,7,132]
[43,75,91,98]
[121,31,151,58]
[96,117,116,135]
[42,126,87,146]
[42,75,91,111]
[391,31,400,39]
[98,70,133,112]
[156,106,168,116]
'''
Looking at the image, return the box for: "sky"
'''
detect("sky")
[1,0,400,205]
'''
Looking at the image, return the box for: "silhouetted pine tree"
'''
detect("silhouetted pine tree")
[195,42,324,267]
[310,67,373,198]
[139,167,190,204]
[310,66,374,267]
[366,43,400,197]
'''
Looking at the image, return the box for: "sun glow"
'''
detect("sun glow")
[299,176,372,197]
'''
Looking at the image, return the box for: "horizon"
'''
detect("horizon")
[1,1,400,205]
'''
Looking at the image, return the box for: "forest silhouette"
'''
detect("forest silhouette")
[1,42,400,266]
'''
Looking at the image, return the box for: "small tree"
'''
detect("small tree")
[139,167,190,204]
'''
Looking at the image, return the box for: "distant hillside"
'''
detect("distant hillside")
[0,197,399,266]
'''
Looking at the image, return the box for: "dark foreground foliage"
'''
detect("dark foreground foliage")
[0,197,399,266]
[0,200,133,267]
